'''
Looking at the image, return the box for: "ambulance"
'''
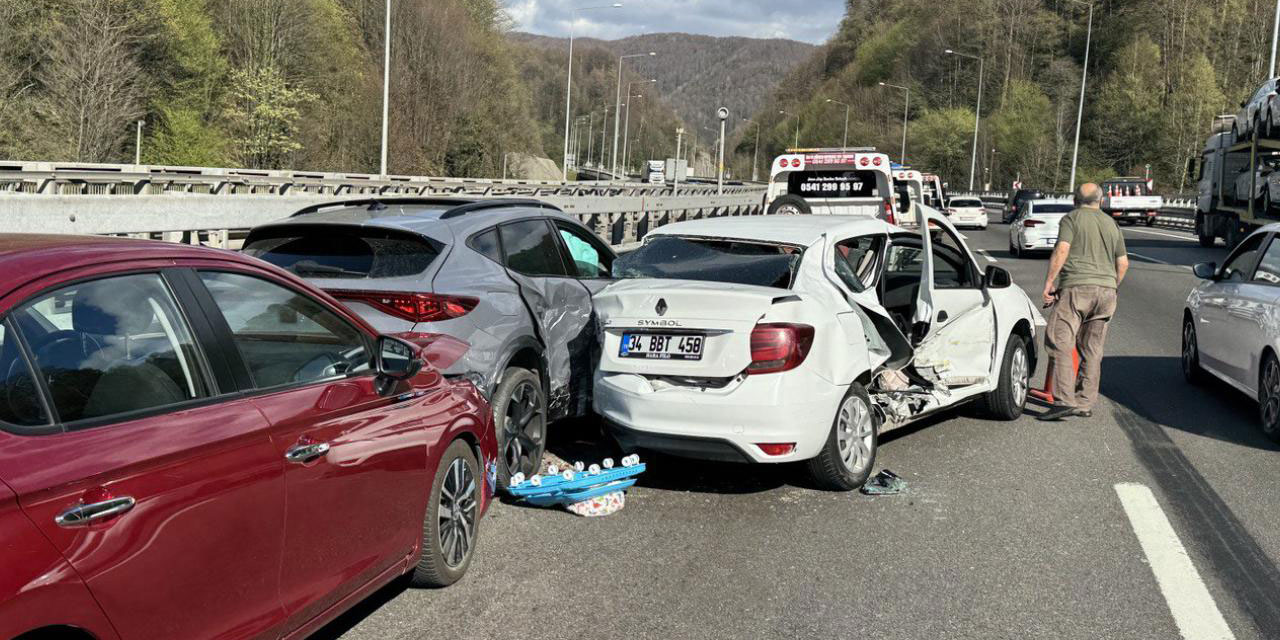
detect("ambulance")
[766,147,896,220]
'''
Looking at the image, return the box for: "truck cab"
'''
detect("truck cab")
[766,148,895,220]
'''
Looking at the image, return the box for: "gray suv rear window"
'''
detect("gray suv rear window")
[615,236,803,289]
[243,226,440,280]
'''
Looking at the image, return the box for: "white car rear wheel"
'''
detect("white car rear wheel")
[806,383,877,491]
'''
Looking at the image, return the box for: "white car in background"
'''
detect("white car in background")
[593,208,1044,490]
[946,196,988,229]
[1184,224,1280,440]
[1008,199,1074,258]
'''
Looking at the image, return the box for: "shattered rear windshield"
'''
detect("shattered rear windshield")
[243,225,441,280]
[615,236,804,289]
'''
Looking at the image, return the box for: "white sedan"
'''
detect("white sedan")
[946,196,988,229]
[1184,223,1280,439]
[1008,199,1074,258]
[593,209,1045,490]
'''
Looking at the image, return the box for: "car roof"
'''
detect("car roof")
[646,216,898,247]
[0,234,259,298]
[253,197,577,239]
[1030,198,1072,205]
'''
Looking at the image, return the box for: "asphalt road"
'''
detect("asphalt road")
[320,214,1280,640]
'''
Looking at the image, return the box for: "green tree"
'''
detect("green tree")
[912,108,975,184]
[223,66,316,169]
[989,80,1054,186]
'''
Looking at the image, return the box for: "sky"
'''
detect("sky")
[506,0,847,44]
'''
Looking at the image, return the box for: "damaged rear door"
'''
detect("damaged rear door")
[497,218,595,419]
[912,208,996,386]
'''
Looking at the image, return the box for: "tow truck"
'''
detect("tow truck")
[1188,115,1280,247]
[766,147,896,219]
[1100,177,1163,226]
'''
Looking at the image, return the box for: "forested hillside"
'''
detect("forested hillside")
[0,0,695,178]
[515,33,815,138]
[741,0,1276,194]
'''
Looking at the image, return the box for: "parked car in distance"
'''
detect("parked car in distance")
[946,196,988,229]
[1233,77,1278,142]
[0,234,497,640]
[593,209,1042,491]
[244,198,617,487]
[1002,188,1045,224]
[1008,199,1074,257]
[1233,153,1280,213]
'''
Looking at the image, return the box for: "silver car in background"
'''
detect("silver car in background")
[1234,77,1279,142]
[243,198,618,485]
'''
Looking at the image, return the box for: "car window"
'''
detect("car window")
[950,198,982,208]
[833,236,883,293]
[243,225,441,280]
[1254,237,1280,284]
[499,219,569,277]
[555,222,614,278]
[1222,234,1266,282]
[199,272,370,390]
[616,236,804,289]
[469,228,503,264]
[0,319,51,431]
[931,228,977,289]
[18,273,210,425]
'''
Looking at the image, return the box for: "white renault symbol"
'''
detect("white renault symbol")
[593,208,1044,490]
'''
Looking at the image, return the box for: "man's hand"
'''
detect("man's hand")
[1042,286,1057,308]
[1043,240,1071,309]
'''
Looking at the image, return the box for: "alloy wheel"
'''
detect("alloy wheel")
[502,380,544,478]
[778,204,802,216]
[1182,322,1197,379]
[1010,343,1029,408]
[1262,358,1280,436]
[438,457,477,569]
[835,394,874,474]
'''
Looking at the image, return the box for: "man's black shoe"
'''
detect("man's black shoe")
[1037,405,1077,421]
[1075,409,1093,418]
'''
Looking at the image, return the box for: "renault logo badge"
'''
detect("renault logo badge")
[655,298,668,316]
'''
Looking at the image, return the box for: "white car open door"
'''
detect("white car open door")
[913,205,997,386]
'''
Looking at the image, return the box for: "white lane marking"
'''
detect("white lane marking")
[1128,251,1172,265]
[1128,228,1197,241]
[977,249,998,263]
[1114,483,1236,640]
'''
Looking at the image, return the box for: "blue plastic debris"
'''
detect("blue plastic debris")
[506,455,645,511]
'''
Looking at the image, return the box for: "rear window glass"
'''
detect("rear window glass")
[786,170,882,198]
[243,227,440,280]
[615,236,803,289]
[949,198,982,207]
[1032,203,1073,214]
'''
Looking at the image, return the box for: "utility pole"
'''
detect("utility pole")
[563,3,622,181]
[612,51,655,181]
[1067,0,1093,191]
[716,107,729,195]
[134,120,144,165]
[674,127,684,195]
[380,0,391,176]
[945,49,984,191]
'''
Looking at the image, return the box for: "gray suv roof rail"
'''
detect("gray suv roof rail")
[290,197,475,218]
[439,198,562,219]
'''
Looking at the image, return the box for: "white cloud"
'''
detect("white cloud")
[506,0,845,44]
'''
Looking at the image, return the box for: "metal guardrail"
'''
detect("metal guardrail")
[966,191,1197,233]
[0,161,758,198]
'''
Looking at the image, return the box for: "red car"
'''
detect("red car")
[0,234,497,640]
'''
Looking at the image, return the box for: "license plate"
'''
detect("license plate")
[620,333,704,361]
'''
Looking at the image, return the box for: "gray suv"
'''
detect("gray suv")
[243,198,617,485]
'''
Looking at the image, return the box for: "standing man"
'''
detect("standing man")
[1038,183,1129,421]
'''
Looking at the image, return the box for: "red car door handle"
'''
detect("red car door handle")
[284,442,331,464]
[55,496,136,528]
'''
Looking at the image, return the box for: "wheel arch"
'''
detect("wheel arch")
[1011,318,1037,373]
[14,626,99,640]
[494,336,548,397]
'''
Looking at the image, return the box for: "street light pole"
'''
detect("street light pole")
[716,107,729,195]
[945,49,984,191]
[878,83,910,163]
[134,120,144,165]
[562,3,622,181]
[612,51,655,181]
[1271,0,1279,77]
[380,0,391,176]
[622,92,645,179]
[825,99,851,149]
[779,110,799,148]
[1067,0,1093,191]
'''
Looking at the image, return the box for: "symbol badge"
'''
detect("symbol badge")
[655,298,668,316]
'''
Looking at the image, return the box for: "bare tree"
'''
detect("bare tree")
[43,0,147,162]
